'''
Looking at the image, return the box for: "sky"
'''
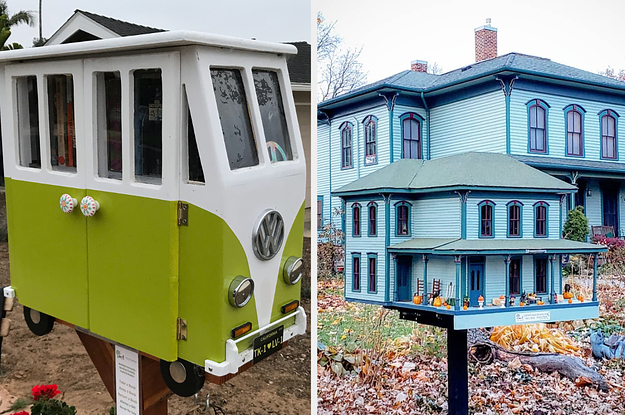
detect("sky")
[317,0,625,83]
[8,0,311,47]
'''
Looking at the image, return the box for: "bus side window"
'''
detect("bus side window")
[252,70,293,163]
[47,74,76,172]
[15,76,41,168]
[187,109,204,183]
[134,69,162,184]
[210,68,259,170]
[95,72,122,180]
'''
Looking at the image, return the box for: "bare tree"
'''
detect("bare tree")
[428,62,444,75]
[317,12,367,101]
[600,66,625,82]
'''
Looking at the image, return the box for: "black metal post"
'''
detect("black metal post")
[447,328,468,415]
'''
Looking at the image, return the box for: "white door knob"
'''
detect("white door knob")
[59,194,77,214]
[80,196,100,217]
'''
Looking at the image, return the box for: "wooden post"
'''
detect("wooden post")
[454,256,461,310]
[550,255,556,304]
[592,254,598,301]
[504,255,511,307]
[76,329,171,414]
[422,254,429,300]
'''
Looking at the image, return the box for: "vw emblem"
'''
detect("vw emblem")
[252,210,285,260]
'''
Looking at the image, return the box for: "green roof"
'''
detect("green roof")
[389,238,606,254]
[333,152,577,196]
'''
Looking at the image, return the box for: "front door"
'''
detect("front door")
[396,256,412,301]
[602,184,619,235]
[469,264,484,307]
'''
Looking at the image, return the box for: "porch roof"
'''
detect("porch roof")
[388,238,606,255]
[333,153,577,197]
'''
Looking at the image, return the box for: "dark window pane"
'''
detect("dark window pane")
[253,70,293,163]
[48,74,76,172]
[187,110,205,183]
[134,69,163,183]
[96,72,122,180]
[211,68,258,170]
[16,76,40,168]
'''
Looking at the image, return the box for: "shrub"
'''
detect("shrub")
[317,207,344,279]
[563,206,589,242]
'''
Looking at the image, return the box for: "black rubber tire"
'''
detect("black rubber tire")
[23,306,55,336]
[160,358,205,397]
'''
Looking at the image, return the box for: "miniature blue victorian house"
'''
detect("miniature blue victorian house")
[317,20,612,329]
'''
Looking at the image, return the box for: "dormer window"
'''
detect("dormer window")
[527,99,548,153]
[600,109,618,160]
[564,104,585,157]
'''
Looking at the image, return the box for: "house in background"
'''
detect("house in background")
[317,20,612,328]
[318,19,625,240]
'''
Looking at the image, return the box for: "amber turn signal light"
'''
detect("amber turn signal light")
[231,322,252,339]
[281,300,299,314]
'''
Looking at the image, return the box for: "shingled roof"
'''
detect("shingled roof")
[284,41,311,85]
[321,52,625,107]
[333,152,577,196]
[74,10,165,36]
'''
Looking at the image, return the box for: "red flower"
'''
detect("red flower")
[32,384,61,401]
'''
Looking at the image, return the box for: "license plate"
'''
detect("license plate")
[253,325,283,364]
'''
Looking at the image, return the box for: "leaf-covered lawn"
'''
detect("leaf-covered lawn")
[317,275,625,414]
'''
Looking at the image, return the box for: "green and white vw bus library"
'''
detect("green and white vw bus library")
[0,31,306,396]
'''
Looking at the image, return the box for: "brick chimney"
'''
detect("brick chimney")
[475,18,497,62]
[410,60,428,73]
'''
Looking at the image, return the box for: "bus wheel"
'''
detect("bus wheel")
[23,306,55,336]
[160,359,205,397]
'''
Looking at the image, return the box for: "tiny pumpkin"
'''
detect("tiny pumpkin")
[433,296,442,307]
[463,305,468,310]
[568,298,573,304]
[563,291,574,300]
[446,304,451,310]
[520,302,525,307]
[413,294,422,305]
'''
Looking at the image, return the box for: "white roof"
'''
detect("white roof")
[0,30,297,63]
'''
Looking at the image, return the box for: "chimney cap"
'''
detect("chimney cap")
[410,60,428,65]
[475,18,497,32]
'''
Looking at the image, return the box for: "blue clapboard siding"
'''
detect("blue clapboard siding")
[585,180,602,231]
[317,122,331,228]
[466,193,560,239]
[510,88,625,161]
[429,90,506,159]
[344,198,387,302]
[392,105,428,161]
[414,196,461,238]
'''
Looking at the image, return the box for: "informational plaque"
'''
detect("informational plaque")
[115,345,140,415]
[515,311,551,324]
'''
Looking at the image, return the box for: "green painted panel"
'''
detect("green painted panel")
[5,178,89,327]
[270,202,305,322]
[87,191,178,361]
[177,203,259,366]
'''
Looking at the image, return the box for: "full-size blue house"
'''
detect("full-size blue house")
[317,21,610,329]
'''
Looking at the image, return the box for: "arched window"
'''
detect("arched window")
[507,201,524,238]
[478,200,495,238]
[363,115,377,165]
[368,202,377,236]
[599,109,619,160]
[352,203,361,237]
[534,201,549,237]
[564,105,585,157]
[527,99,549,153]
[395,201,411,236]
[400,113,422,160]
[340,122,353,168]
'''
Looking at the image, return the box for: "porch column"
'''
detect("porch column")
[592,254,598,302]
[422,254,429,297]
[546,255,551,301]
[549,255,556,304]
[454,255,462,310]
[504,255,511,307]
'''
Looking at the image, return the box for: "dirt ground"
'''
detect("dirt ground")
[0,196,311,415]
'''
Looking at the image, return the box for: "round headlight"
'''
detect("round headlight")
[283,257,304,285]
[228,276,254,308]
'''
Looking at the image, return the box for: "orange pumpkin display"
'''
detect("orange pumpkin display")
[413,294,422,305]
[433,296,442,307]
[563,291,574,300]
